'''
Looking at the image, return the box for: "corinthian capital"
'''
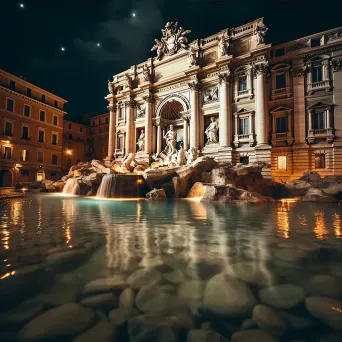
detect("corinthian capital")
[107,103,117,112]
[252,60,269,77]
[188,75,201,91]
[125,97,136,108]
[143,92,155,103]
[331,58,342,71]
[291,66,306,78]
[218,69,232,85]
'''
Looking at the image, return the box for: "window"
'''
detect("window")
[53,115,58,126]
[311,38,321,48]
[240,156,249,165]
[21,149,29,162]
[24,105,31,117]
[3,146,12,159]
[118,136,124,149]
[42,94,46,103]
[37,151,43,163]
[22,126,29,140]
[315,154,326,168]
[92,121,95,127]
[38,130,45,143]
[238,76,247,92]
[26,88,32,97]
[68,123,72,129]
[239,118,249,135]
[277,156,287,170]
[68,142,72,149]
[80,127,83,132]
[105,117,109,124]
[99,119,102,125]
[51,154,57,165]
[54,100,58,108]
[313,112,326,130]
[69,134,72,140]
[275,74,286,89]
[52,133,58,145]
[40,110,46,122]
[5,122,13,136]
[6,98,14,112]
[276,117,288,133]
[119,108,124,119]
[275,47,285,57]
[9,80,16,90]
[51,172,57,177]
[312,66,323,83]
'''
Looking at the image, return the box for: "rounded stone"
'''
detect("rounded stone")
[119,288,135,312]
[82,275,128,296]
[203,273,257,317]
[72,321,117,342]
[18,303,95,341]
[259,284,305,309]
[275,249,307,263]
[240,318,257,330]
[108,308,138,326]
[186,329,228,342]
[0,300,44,325]
[252,305,287,337]
[178,280,205,315]
[231,330,278,342]
[230,262,274,286]
[305,296,342,331]
[80,293,117,311]
[127,268,162,290]
[278,311,314,330]
[44,249,89,272]
[136,281,185,316]
[163,269,185,285]
[308,274,342,299]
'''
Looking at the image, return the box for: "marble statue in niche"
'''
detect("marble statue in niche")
[205,117,219,145]
[163,124,177,155]
[136,130,145,152]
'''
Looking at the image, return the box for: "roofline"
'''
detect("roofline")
[0,68,68,103]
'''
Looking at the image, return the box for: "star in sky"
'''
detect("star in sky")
[96,42,101,47]
[19,3,25,8]
[132,12,136,17]
[60,47,65,52]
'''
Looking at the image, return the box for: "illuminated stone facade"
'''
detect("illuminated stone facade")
[105,18,342,181]
[0,69,67,186]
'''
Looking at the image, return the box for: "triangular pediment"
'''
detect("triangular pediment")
[271,106,292,113]
[116,130,125,135]
[307,101,331,109]
[235,107,252,114]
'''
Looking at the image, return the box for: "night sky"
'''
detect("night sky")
[1,0,341,122]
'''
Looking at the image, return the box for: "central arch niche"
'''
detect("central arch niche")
[160,100,184,120]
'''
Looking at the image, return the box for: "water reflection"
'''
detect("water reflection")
[333,212,341,238]
[314,211,329,240]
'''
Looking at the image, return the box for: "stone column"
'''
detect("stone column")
[254,61,268,146]
[125,97,136,154]
[183,118,189,150]
[308,110,312,130]
[249,113,253,134]
[272,115,276,134]
[189,80,201,149]
[218,72,232,147]
[326,107,331,128]
[156,124,162,154]
[143,93,154,154]
[107,103,117,159]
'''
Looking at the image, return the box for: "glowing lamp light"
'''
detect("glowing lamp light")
[66,149,72,155]
[5,140,10,144]
[15,163,22,168]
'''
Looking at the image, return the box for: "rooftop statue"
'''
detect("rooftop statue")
[151,22,191,60]
[142,64,152,82]
[108,80,115,94]
[254,24,268,45]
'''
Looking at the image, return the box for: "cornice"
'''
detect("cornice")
[0,86,67,115]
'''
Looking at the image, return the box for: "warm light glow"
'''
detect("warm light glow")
[333,212,341,238]
[314,211,328,240]
[0,271,15,280]
[185,197,202,202]
[5,140,10,144]
[137,179,143,184]
[66,149,72,155]
[277,201,290,238]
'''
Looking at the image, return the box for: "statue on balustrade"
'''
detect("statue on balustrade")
[108,80,115,94]
[163,124,177,155]
[136,130,145,152]
[218,32,229,56]
[254,24,268,45]
[205,117,219,145]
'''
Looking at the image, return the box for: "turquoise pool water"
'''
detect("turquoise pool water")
[0,194,341,341]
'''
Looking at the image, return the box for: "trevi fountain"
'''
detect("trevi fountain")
[1,20,342,342]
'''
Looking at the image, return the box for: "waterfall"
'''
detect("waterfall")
[62,178,80,195]
[96,174,117,198]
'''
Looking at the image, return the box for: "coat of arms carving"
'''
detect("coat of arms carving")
[151,22,191,60]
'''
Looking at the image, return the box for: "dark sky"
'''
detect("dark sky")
[1,0,341,122]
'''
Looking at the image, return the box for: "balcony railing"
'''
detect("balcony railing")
[308,128,334,144]
[271,87,291,99]
[313,128,328,135]
[275,132,288,139]
[238,134,250,140]
[307,80,331,94]
[234,133,255,147]
[238,89,249,96]
[274,88,286,94]
[271,131,293,146]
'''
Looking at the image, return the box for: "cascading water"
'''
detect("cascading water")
[62,178,80,195]
[96,174,147,198]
